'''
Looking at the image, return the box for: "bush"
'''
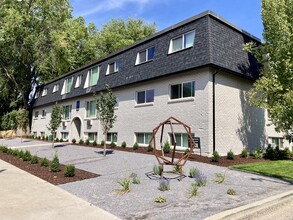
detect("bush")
[12,149,20,157]
[41,136,45,140]
[158,178,170,191]
[60,138,63,142]
[55,137,59,142]
[72,138,76,144]
[241,148,249,158]
[133,142,139,150]
[173,165,181,174]
[45,136,49,141]
[153,164,162,176]
[85,139,90,145]
[194,172,207,187]
[121,141,127,148]
[253,148,263,159]
[18,150,24,159]
[92,140,97,146]
[30,155,38,164]
[50,154,60,172]
[7,148,13,155]
[37,136,41,140]
[0,146,8,153]
[79,139,84,145]
[101,140,105,146]
[117,178,131,194]
[110,141,116,148]
[189,167,199,178]
[163,140,170,154]
[227,189,236,195]
[64,164,75,177]
[23,150,32,161]
[154,195,166,203]
[147,145,153,152]
[227,149,234,160]
[184,148,190,155]
[211,151,220,162]
[265,145,291,160]
[40,157,49,167]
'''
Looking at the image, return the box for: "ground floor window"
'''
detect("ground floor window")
[87,132,97,142]
[40,132,45,137]
[169,133,193,148]
[136,133,152,145]
[61,132,69,141]
[107,132,118,143]
[270,137,283,148]
[33,132,37,137]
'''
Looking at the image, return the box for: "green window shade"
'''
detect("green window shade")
[182,134,189,148]
[90,67,99,86]
[66,78,72,93]
[87,101,96,118]
[137,133,144,144]
[64,105,71,120]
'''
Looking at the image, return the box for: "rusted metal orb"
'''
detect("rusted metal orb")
[149,117,194,176]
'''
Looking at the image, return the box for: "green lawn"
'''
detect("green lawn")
[231,160,293,181]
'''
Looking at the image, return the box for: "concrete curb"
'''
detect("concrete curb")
[205,190,293,220]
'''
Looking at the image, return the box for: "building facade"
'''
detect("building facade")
[32,11,292,155]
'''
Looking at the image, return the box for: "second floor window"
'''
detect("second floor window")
[42,88,48,96]
[169,30,195,53]
[66,78,73,93]
[42,110,46,118]
[136,47,155,64]
[107,60,121,75]
[170,81,195,100]
[53,84,59,93]
[63,105,72,120]
[75,75,82,88]
[86,100,96,118]
[137,89,154,104]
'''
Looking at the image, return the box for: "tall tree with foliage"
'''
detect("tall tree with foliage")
[47,104,63,148]
[16,109,29,143]
[96,18,156,57]
[246,0,293,135]
[96,85,117,156]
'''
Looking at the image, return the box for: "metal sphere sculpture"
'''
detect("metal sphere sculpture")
[149,117,194,176]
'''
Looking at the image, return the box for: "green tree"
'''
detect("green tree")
[96,85,117,156]
[16,109,29,143]
[246,0,293,135]
[47,104,63,148]
[96,18,156,57]
[1,110,18,131]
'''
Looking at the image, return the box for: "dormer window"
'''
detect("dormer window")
[61,77,73,95]
[84,66,100,88]
[168,30,195,54]
[53,84,59,93]
[106,60,121,75]
[135,47,155,65]
[75,75,82,88]
[41,88,48,96]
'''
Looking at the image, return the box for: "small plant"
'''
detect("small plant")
[110,141,116,148]
[188,183,198,199]
[55,137,59,142]
[153,164,162,176]
[213,173,225,184]
[184,148,190,155]
[194,172,207,187]
[163,140,170,154]
[79,139,84,145]
[18,150,24,159]
[227,188,236,195]
[12,149,20,157]
[40,157,49,167]
[92,140,97,146]
[23,150,32,161]
[45,136,49,141]
[85,139,90,145]
[0,146,8,153]
[41,136,45,140]
[121,141,127,148]
[49,154,60,172]
[64,164,75,177]
[72,138,76,144]
[101,140,105,146]
[158,178,170,191]
[227,149,234,160]
[154,195,166,203]
[37,136,41,140]
[30,155,38,164]
[211,151,220,162]
[7,148,13,155]
[117,178,131,194]
[129,173,140,184]
[173,165,181,174]
[133,142,139,150]
[241,148,249,158]
[189,167,199,178]
[147,145,153,152]
[60,138,63,142]
[253,148,263,159]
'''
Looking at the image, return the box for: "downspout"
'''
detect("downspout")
[212,69,221,153]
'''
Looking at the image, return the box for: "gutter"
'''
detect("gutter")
[212,69,221,153]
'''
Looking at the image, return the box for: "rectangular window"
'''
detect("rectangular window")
[270,137,283,148]
[170,133,191,148]
[42,88,48,96]
[107,60,121,75]
[107,132,118,143]
[88,132,97,142]
[41,132,45,137]
[61,132,69,141]
[90,67,99,86]
[42,110,46,118]
[169,30,195,53]
[76,101,80,111]
[65,78,73,93]
[86,100,96,118]
[136,133,152,145]
[136,47,155,64]
[63,105,72,120]
[137,89,154,104]
[35,91,40,99]
[34,111,39,119]
[53,84,59,93]
[75,75,82,88]
[170,81,195,100]
[115,96,119,108]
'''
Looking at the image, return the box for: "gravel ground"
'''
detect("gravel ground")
[2,138,293,220]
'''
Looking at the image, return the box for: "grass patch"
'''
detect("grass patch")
[231,160,293,181]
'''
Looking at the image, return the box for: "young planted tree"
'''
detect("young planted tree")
[47,104,63,148]
[16,109,29,143]
[96,85,117,156]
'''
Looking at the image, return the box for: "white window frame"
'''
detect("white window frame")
[87,132,97,142]
[169,133,194,150]
[34,111,39,119]
[61,77,73,95]
[84,66,100,88]
[53,84,59,93]
[61,132,69,141]
[269,137,284,149]
[86,100,97,119]
[41,88,48,96]
[41,109,46,118]
[136,89,154,104]
[168,30,195,54]
[75,75,82,88]
[63,105,72,121]
[135,46,155,65]
[136,132,152,146]
[170,81,195,100]
[106,60,120,75]
[106,132,118,143]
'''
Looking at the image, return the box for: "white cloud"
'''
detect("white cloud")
[76,0,151,17]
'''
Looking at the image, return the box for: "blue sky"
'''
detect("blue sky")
[70,0,263,40]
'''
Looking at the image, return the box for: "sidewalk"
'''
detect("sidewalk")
[0,159,120,220]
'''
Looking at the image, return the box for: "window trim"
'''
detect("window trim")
[75,75,82,88]
[168,30,195,54]
[136,89,154,105]
[135,46,155,65]
[106,60,120,75]
[87,132,97,143]
[86,100,97,119]
[106,132,118,143]
[34,111,39,119]
[136,132,152,146]
[41,88,48,96]
[169,81,195,100]
[63,105,72,121]
[169,132,194,150]
[53,84,59,93]
[41,109,46,118]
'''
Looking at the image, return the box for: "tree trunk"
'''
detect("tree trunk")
[20,129,23,143]
[52,133,55,148]
[103,132,107,156]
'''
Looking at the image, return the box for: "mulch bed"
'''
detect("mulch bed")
[0,151,99,185]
